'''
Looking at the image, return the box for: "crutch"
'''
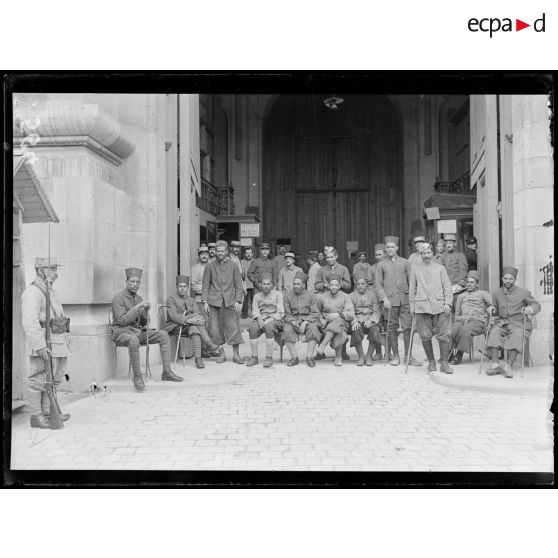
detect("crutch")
[405,314,416,375]
[174,309,187,367]
[521,313,527,377]
[384,306,391,364]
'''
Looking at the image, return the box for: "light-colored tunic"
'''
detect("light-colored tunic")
[409,261,453,315]
[278,265,303,294]
[252,290,284,321]
[455,289,492,324]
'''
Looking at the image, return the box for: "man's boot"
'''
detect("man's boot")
[389,332,400,365]
[355,343,365,366]
[421,340,436,372]
[450,350,463,365]
[245,356,259,367]
[29,388,50,428]
[161,369,184,382]
[365,344,374,366]
[129,345,145,390]
[342,342,351,361]
[216,347,226,363]
[439,341,454,374]
[42,392,70,421]
[194,357,205,369]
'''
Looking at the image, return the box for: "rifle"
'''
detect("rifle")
[44,272,64,430]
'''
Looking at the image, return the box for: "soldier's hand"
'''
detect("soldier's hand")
[203,302,210,315]
[257,318,265,329]
[37,347,52,361]
[351,321,361,332]
[234,301,242,314]
[443,304,452,314]
[486,305,496,316]
[522,306,534,317]
[383,299,391,309]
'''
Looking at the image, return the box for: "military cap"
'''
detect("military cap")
[306,251,319,260]
[384,236,399,245]
[260,273,273,282]
[285,252,295,259]
[467,270,480,281]
[466,236,477,245]
[197,246,209,253]
[418,242,431,253]
[443,233,457,241]
[215,240,228,249]
[374,243,386,252]
[323,245,336,254]
[326,273,342,283]
[176,275,190,285]
[35,257,61,268]
[208,242,216,248]
[357,251,367,258]
[260,243,270,250]
[294,270,308,282]
[230,240,241,247]
[125,267,143,279]
[502,266,518,278]
[413,234,426,243]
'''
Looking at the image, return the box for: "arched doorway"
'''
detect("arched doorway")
[263,95,403,262]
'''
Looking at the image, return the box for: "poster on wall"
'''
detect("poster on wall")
[437,219,457,234]
[240,223,260,237]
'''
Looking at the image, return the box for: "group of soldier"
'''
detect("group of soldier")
[21,231,541,427]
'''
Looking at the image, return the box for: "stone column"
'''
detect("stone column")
[511,94,554,365]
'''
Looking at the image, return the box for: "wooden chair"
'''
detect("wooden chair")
[158,305,193,366]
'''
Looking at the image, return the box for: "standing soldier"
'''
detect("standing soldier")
[484,266,541,378]
[282,271,322,367]
[229,240,244,275]
[465,236,478,271]
[433,238,446,264]
[306,251,321,294]
[450,270,494,365]
[374,235,422,367]
[442,233,468,305]
[352,251,374,288]
[315,274,355,366]
[112,268,183,389]
[314,246,352,293]
[245,274,284,368]
[408,232,426,267]
[21,257,71,428]
[369,243,387,359]
[207,242,217,262]
[247,242,277,293]
[409,243,454,374]
[202,240,245,364]
[164,275,220,369]
[350,277,382,366]
[272,245,287,277]
[278,252,303,295]
[241,247,255,319]
[191,246,210,313]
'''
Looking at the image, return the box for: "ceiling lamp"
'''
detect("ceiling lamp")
[323,95,344,110]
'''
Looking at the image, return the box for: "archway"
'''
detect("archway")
[262,95,403,262]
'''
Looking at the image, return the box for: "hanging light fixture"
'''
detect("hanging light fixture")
[323,95,344,110]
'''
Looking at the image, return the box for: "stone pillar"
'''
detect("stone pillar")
[511,94,554,365]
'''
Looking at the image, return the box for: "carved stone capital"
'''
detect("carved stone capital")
[14,104,135,161]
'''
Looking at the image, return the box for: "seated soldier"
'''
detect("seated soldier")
[350,277,382,366]
[315,273,355,366]
[282,271,322,367]
[485,266,541,378]
[246,274,284,368]
[111,267,183,389]
[164,275,220,369]
[450,270,494,365]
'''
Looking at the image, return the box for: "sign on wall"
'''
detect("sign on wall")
[437,219,457,234]
[346,240,359,252]
[240,223,260,237]
[240,237,252,247]
[425,207,441,220]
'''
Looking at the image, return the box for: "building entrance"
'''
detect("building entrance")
[263,95,403,263]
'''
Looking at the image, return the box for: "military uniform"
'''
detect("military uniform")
[316,290,355,349]
[282,288,321,344]
[278,263,303,295]
[314,263,352,293]
[241,257,255,318]
[247,245,277,292]
[349,288,382,349]
[486,285,541,353]
[249,289,285,340]
[202,254,244,347]
[452,282,492,353]
[21,258,71,427]
[352,259,374,287]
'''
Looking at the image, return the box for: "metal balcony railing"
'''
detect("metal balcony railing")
[434,171,472,195]
[197,178,235,216]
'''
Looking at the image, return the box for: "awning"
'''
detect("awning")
[424,192,476,210]
[13,151,59,223]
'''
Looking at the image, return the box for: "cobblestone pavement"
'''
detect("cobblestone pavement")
[10,336,554,473]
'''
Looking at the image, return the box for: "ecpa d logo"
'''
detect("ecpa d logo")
[468,13,546,37]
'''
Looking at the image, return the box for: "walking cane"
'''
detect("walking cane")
[174,309,187,367]
[478,320,493,375]
[145,310,151,379]
[384,306,391,364]
[521,313,527,378]
[405,314,416,375]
